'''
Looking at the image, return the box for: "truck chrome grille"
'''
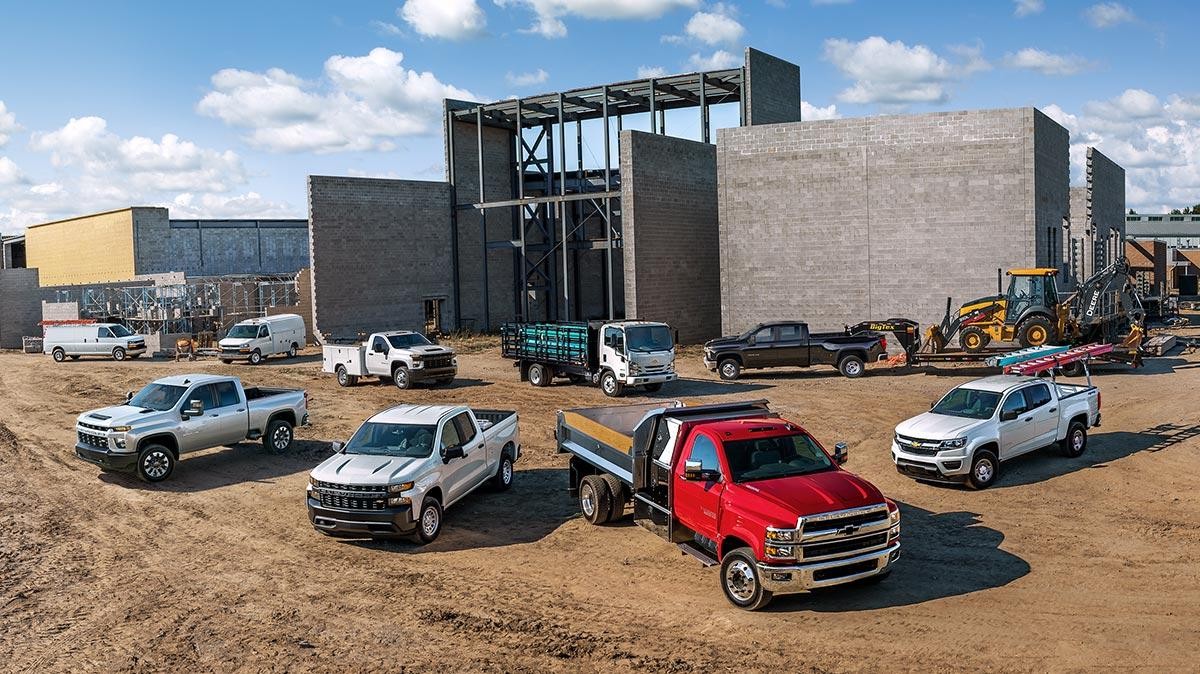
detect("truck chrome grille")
[895,434,941,456]
[78,431,109,449]
[312,481,389,510]
[798,505,891,561]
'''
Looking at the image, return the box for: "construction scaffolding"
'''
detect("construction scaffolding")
[51,274,301,337]
[446,67,746,329]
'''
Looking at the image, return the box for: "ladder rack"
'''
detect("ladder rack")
[1004,343,1113,376]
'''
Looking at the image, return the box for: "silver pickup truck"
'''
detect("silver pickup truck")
[74,374,310,482]
[307,404,519,543]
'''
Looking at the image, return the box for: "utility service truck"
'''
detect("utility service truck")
[501,320,676,397]
[307,404,520,542]
[322,331,457,389]
[219,314,306,364]
[74,374,310,482]
[557,400,900,610]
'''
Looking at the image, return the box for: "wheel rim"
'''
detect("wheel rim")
[114,349,125,361]
[1072,430,1084,452]
[251,352,260,364]
[845,360,862,376]
[725,559,757,602]
[580,483,596,516]
[272,425,291,450]
[338,370,347,385]
[143,451,170,479]
[289,347,297,357]
[54,351,64,361]
[721,362,737,378]
[396,370,407,386]
[421,505,439,537]
[1029,327,1047,345]
[502,459,513,484]
[965,334,980,349]
[530,367,542,385]
[602,376,615,394]
[975,459,994,482]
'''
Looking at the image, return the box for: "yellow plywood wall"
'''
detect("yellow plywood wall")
[25,209,137,286]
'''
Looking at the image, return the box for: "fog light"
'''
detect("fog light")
[114,438,127,449]
[770,572,792,582]
[943,460,962,471]
[387,496,411,507]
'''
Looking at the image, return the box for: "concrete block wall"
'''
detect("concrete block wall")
[1088,146,1126,275]
[1033,110,1071,274]
[131,207,172,275]
[717,107,1070,334]
[164,220,310,277]
[620,130,721,343]
[1068,186,1089,283]
[307,176,455,341]
[0,268,43,348]
[744,48,801,126]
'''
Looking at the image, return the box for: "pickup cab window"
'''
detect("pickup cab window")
[128,383,188,411]
[1024,384,1052,409]
[1000,390,1029,417]
[725,433,833,482]
[932,388,1002,419]
[345,422,437,458]
[452,412,477,445]
[372,336,389,353]
[776,324,803,341]
[213,381,241,408]
[387,333,432,349]
[753,327,775,343]
[440,417,463,449]
[189,385,220,412]
[686,433,722,476]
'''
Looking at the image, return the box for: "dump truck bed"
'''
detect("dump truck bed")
[557,402,680,484]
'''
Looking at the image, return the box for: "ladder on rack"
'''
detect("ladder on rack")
[1003,343,1113,376]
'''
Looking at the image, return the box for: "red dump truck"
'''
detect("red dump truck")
[556,400,900,610]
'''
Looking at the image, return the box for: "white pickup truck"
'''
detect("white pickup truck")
[74,374,310,482]
[307,404,520,542]
[892,374,1100,489]
[322,331,457,389]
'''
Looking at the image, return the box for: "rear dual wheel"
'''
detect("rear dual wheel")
[528,363,552,387]
[579,474,625,524]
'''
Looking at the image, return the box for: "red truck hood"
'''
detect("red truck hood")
[730,469,885,526]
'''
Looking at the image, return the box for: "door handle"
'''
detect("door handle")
[1048,407,1056,413]
[1023,417,1032,423]
[237,409,245,412]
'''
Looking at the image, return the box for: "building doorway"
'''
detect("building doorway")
[424,298,446,336]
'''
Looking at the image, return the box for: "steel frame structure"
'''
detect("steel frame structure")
[446,67,746,330]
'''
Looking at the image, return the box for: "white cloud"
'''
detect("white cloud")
[1084,2,1134,28]
[1003,48,1094,76]
[197,47,475,153]
[506,68,549,87]
[637,65,669,78]
[683,5,744,46]
[801,100,839,120]
[688,49,741,71]
[169,192,298,220]
[496,0,699,38]
[1046,89,1200,212]
[823,36,988,105]
[400,0,487,40]
[371,20,404,36]
[0,101,19,147]
[0,157,26,185]
[1013,0,1044,17]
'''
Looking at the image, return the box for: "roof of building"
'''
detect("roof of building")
[1125,240,1162,267]
[25,206,155,230]
[368,404,464,425]
[1126,215,1200,238]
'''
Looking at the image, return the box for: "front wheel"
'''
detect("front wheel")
[248,350,263,365]
[112,347,127,362]
[960,327,990,353]
[838,355,865,378]
[967,450,998,490]
[52,348,66,363]
[393,367,411,390]
[718,358,741,381]
[1061,421,1087,458]
[600,371,624,398]
[720,547,773,610]
[137,444,175,482]
[415,497,443,544]
[265,418,294,453]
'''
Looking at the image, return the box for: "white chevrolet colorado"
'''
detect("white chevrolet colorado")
[892,374,1100,489]
[307,404,519,542]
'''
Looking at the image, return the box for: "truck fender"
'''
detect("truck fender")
[266,410,298,434]
[1067,413,1089,436]
[718,532,758,561]
[972,440,1000,460]
[138,433,180,458]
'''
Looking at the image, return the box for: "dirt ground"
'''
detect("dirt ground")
[1,324,1198,673]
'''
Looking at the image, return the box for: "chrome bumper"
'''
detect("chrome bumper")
[758,543,900,593]
[892,441,970,481]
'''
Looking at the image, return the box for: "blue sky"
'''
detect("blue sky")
[1,0,1197,233]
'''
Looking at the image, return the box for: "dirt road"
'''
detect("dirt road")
[1,330,1198,672]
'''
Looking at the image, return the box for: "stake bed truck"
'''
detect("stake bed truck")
[557,400,900,610]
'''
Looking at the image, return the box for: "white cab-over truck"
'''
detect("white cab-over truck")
[892,374,1100,489]
[322,331,457,389]
[219,314,305,364]
[74,374,310,482]
[307,404,519,542]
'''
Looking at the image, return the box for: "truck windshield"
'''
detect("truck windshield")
[932,388,1002,419]
[725,433,834,483]
[128,384,188,411]
[110,324,134,338]
[387,333,431,349]
[626,325,672,353]
[345,422,437,458]
[227,325,259,339]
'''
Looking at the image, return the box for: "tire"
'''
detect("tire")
[221,359,233,365]
[967,450,999,490]
[643,383,663,393]
[720,547,773,610]
[960,327,991,353]
[415,497,443,544]
[1061,361,1084,378]
[52,348,66,363]
[287,343,298,358]
[579,474,615,524]
[248,350,263,365]
[600,474,626,522]
[600,371,624,398]
[264,418,294,453]
[491,452,514,491]
[718,358,741,381]
[838,355,865,378]
[393,366,411,390]
[335,365,358,387]
[1017,316,1053,349]
[112,347,127,362]
[136,444,175,482]
[1060,421,1087,458]
[528,363,551,387]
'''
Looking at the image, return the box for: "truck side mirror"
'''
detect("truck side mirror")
[747,335,756,346]
[442,444,465,463]
[833,442,849,465]
[331,441,344,453]
[1000,410,1019,422]
[683,460,703,480]
[126,391,134,403]
[930,401,937,409]
[182,399,204,419]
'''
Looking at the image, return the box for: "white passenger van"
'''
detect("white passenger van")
[44,323,147,362]
[219,314,305,365]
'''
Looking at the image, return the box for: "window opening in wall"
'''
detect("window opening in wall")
[424,298,445,336]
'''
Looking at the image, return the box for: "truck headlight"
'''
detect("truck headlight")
[412,359,424,369]
[764,544,794,559]
[388,481,414,494]
[765,527,796,542]
[939,437,968,449]
[309,476,319,488]
[630,363,641,375]
[112,426,132,433]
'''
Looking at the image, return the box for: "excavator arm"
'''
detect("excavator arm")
[1062,257,1146,350]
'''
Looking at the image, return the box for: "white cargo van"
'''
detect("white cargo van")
[44,323,147,362]
[219,314,305,365]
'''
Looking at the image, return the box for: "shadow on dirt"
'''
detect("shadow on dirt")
[97,438,334,492]
[343,468,575,554]
[992,426,1199,488]
[352,377,491,390]
[772,502,1029,612]
[642,377,773,397]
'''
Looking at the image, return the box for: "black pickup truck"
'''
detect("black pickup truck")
[703,321,888,379]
